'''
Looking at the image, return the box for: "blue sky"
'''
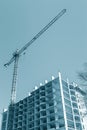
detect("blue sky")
[0,0,87,127]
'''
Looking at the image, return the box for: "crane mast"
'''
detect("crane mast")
[4,9,66,105]
[11,53,19,104]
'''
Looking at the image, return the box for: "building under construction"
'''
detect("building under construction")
[75,87,87,130]
[1,73,84,130]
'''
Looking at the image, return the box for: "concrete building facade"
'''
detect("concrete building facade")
[1,73,83,130]
[75,87,87,130]
[1,110,7,130]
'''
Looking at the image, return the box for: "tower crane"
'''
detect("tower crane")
[4,9,66,105]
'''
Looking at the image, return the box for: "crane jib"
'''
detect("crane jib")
[5,9,66,65]
[18,9,66,55]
